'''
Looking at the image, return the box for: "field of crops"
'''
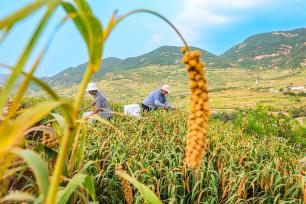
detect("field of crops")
[55,66,306,111]
[1,100,306,203]
[0,1,305,204]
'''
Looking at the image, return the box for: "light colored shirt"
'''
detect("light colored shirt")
[142,89,171,110]
[95,91,112,119]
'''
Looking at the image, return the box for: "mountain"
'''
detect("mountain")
[43,46,231,87]
[41,57,122,87]
[0,74,26,93]
[110,46,231,70]
[222,28,306,68]
[39,27,306,89]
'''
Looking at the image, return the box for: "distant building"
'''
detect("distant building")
[282,84,306,94]
[288,86,305,92]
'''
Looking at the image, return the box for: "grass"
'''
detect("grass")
[106,110,304,203]
[14,102,304,203]
[0,1,305,203]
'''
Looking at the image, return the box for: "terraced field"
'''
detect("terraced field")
[58,67,306,111]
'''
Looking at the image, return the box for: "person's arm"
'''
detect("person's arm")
[154,100,165,108]
[153,92,165,108]
[93,108,102,114]
[94,95,103,114]
[95,94,112,114]
[161,95,173,110]
[164,101,172,109]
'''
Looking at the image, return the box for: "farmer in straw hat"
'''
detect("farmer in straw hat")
[85,82,112,120]
[142,84,173,112]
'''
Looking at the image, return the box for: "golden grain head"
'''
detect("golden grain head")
[181,46,187,54]
[182,50,210,169]
[188,71,197,79]
[119,176,133,204]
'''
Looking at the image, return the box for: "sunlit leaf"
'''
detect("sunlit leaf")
[0,0,56,29]
[74,0,103,71]
[0,2,58,115]
[0,101,64,153]
[0,63,60,100]
[0,25,13,43]
[61,2,89,46]
[1,165,26,180]
[0,191,36,203]
[69,122,86,174]
[56,173,88,204]
[12,149,50,200]
[116,171,163,204]
[84,175,96,201]
[51,113,66,131]
[89,114,124,139]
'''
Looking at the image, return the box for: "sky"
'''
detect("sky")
[0,0,306,77]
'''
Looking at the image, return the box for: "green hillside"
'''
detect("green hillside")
[41,57,123,87]
[42,46,231,87]
[58,65,306,112]
[222,28,306,68]
[115,46,231,69]
[33,27,306,111]
[41,28,306,88]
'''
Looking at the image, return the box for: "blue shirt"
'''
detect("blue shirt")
[142,89,171,110]
[95,91,112,119]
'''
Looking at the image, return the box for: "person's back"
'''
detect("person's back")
[142,85,172,111]
[95,91,112,119]
[143,89,165,109]
[85,82,113,120]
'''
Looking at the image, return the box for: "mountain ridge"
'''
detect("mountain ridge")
[42,45,232,87]
[44,27,305,88]
[1,27,305,89]
[222,27,306,68]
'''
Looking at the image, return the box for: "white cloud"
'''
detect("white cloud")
[143,31,165,51]
[176,0,276,42]
[146,32,164,46]
[143,0,282,50]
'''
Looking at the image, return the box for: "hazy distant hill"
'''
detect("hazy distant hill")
[41,57,123,87]
[0,74,23,87]
[222,28,306,68]
[0,74,8,86]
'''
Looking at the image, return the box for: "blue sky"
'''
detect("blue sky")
[0,0,305,77]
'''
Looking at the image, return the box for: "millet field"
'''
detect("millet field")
[0,1,305,204]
